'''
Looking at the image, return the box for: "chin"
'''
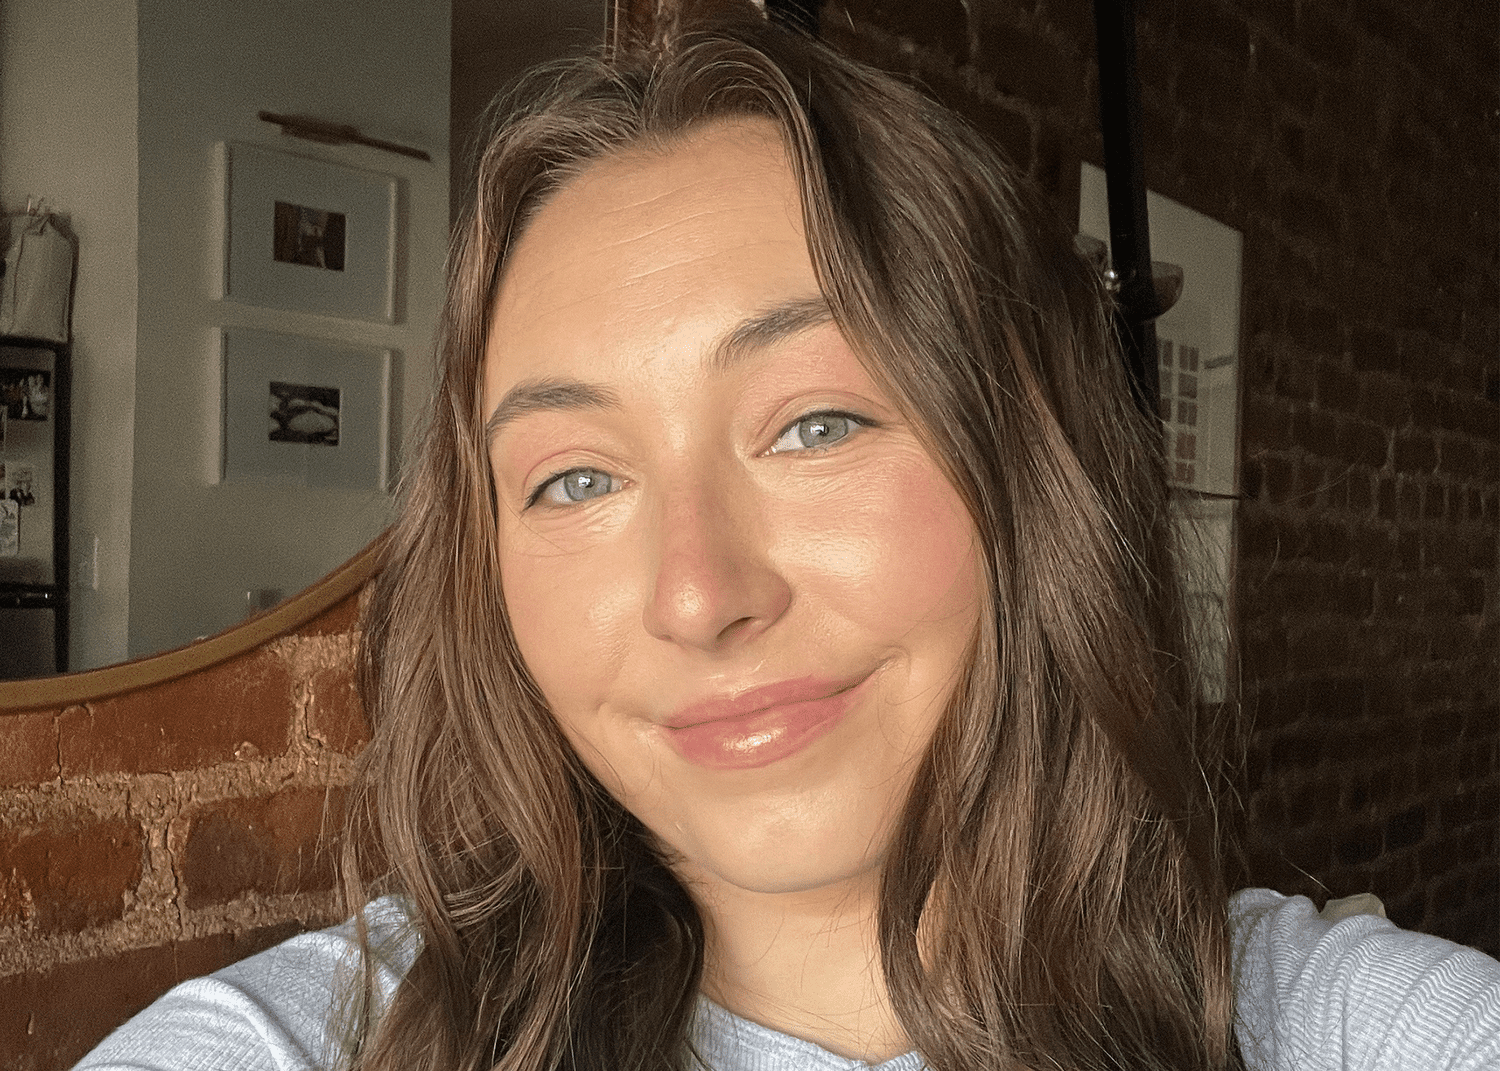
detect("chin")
[657,786,903,900]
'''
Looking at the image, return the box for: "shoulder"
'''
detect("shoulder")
[72,897,419,1071]
[1229,887,1500,1071]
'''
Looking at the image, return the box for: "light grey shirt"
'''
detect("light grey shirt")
[73,889,1500,1070]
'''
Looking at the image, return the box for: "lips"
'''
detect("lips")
[661,672,873,770]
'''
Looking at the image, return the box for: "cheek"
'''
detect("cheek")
[779,456,982,638]
[499,535,638,732]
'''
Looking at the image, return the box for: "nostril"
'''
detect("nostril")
[717,616,757,642]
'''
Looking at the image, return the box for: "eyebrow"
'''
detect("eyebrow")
[483,294,834,442]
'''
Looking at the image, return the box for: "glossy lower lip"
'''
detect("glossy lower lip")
[662,673,874,771]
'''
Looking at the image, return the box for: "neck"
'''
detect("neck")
[686,866,911,1062]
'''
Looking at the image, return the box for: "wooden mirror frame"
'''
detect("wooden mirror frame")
[0,537,381,711]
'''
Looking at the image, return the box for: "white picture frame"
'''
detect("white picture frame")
[1079,165,1244,703]
[221,142,398,323]
[221,327,392,490]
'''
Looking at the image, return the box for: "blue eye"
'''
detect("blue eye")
[769,411,866,453]
[529,468,615,508]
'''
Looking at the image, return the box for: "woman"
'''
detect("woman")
[76,14,1500,1071]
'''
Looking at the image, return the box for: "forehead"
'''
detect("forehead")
[483,118,818,388]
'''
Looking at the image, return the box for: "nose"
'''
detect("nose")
[641,470,792,652]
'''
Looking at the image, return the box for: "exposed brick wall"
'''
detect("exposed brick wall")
[822,0,1499,953]
[0,590,369,1071]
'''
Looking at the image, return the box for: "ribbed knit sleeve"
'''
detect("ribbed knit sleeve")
[71,898,417,1071]
[1229,887,1500,1070]
[73,889,1500,1070]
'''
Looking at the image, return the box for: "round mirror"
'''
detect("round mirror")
[0,0,607,685]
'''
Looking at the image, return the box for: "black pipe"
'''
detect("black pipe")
[1093,0,1161,420]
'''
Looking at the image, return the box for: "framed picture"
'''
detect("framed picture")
[1079,165,1244,702]
[0,366,50,421]
[221,142,398,323]
[0,498,16,558]
[221,327,392,490]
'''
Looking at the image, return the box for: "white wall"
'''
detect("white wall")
[128,0,449,657]
[0,0,140,671]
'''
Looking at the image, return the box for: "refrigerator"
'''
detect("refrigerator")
[0,341,68,678]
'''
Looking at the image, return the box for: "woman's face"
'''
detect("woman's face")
[482,120,983,898]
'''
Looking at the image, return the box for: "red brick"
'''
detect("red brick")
[1316,362,1360,411]
[973,22,1083,111]
[1262,455,1301,503]
[1258,37,1318,115]
[1349,525,1393,569]
[1456,577,1487,615]
[834,0,969,61]
[0,711,59,787]
[1338,420,1389,469]
[1458,740,1495,781]
[1286,302,1344,360]
[1236,507,1289,562]
[1422,481,1448,520]
[1304,676,1366,720]
[1299,407,1341,459]
[1396,479,1423,521]
[0,943,177,1071]
[1298,5,1358,69]
[181,786,345,908]
[1176,43,1250,135]
[1376,477,1397,519]
[1272,237,1320,295]
[1345,472,1374,513]
[1409,385,1441,430]
[1393,433,1438,474]
[1335,822,1383,866]
[59,647,295,776]
[1419,709,1466,752]
[0,814,143,934]
[171,918,312,979]
[1355,372,1409,424]
[1286,622,1352,673]
[0,920,320,1071]
[1240,455,1265,500]
[1438,437,1482,480]
[1459,485,1484,523]
[1275,358,1319,403]
[1278,186,1341,246]
[922,69,1035,171]
[1306,519,1351,565]
[1441,786,1500,831]
[305,665,370,755]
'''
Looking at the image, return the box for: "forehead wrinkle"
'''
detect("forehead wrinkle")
[502,225,796,327]
[484,294,834,443]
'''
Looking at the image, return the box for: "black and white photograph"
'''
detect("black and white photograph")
[272,201,347,271]
[222,327,390,489]
[6,462,36,507]
[269,381,341,445]
[0,368,50,421]
[222,142,397,322]
[0,497,16,558]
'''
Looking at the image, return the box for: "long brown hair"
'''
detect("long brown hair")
[344,14,1243,1071]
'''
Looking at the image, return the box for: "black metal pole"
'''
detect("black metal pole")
[1093,0,1161,421]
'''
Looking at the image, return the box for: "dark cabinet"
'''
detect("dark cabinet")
[0,338,68,678]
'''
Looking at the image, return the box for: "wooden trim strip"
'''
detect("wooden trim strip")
[0,537,382,711]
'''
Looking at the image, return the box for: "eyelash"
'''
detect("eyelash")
[524,408,874,509]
